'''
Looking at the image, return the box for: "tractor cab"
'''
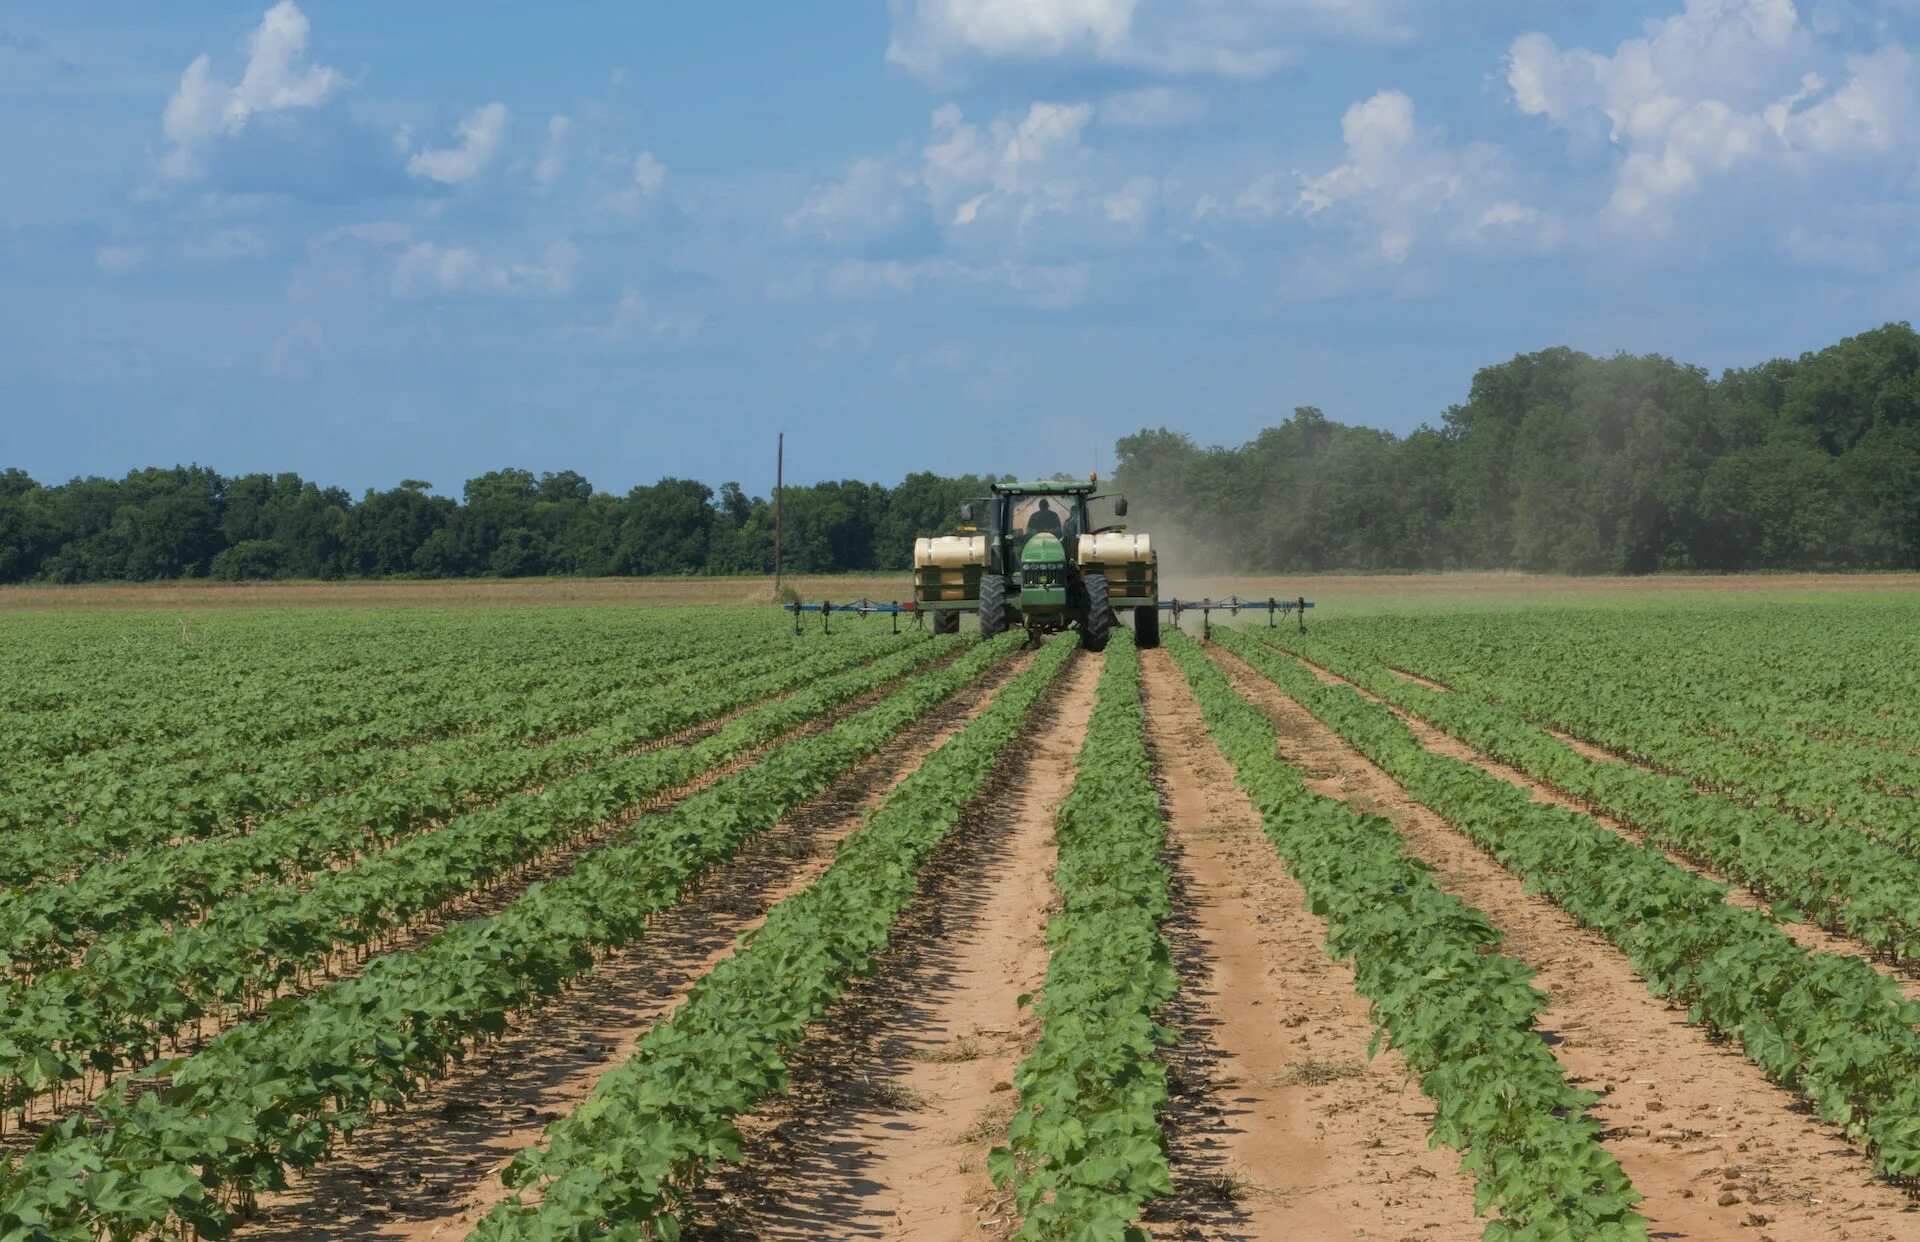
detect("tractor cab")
[912,475,1160,650]
[980,486,1094,574]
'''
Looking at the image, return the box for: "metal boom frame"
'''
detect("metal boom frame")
[783,593,1314,639]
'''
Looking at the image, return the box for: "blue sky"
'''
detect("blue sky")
[4,1,1919,496]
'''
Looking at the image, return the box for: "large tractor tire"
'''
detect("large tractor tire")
[932,608,959,635]
[1134,603,1161,649]
[1080,573,1114,652]
[979,574,1009,640]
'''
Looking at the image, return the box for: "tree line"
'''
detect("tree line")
[0,468,996,584]
[2,322,1916,583]
[1119,321,1920,573]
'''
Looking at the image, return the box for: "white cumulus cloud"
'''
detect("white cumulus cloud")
[1507,0,1920,222]
[889,0,1413,80]
[1289,90,1553,264]
[923,100,1094,224]
[158,1,345,180]
[790,99,1111,253]
[406,102,509,185]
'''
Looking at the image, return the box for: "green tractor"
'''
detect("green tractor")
[913,477,1159,650]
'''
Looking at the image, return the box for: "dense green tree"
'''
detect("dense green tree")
[220,473,351,577]
[209,539,291,580]
[615,479,714,575]
[490,528,545,577]
[0,469,52,581]
[347,484,455,576]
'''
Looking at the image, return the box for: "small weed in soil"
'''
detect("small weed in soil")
[1263,1059,1363,1087]
[868,1080,935,1111]
[916,1033,989,1063]
[1197,1172,1245,1202]
[961,1098,1018,1144]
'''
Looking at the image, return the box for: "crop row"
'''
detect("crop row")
[0,609,722,770]
[0,634,1025,1240]
[1,628,766,834]
[1215,627,1920,1183]
[0,624,811,882]
[1313,615,1920,849]
[989,632,1176,1240]
[1269,631,1920,963]
[0,633,901,979]
[1178,632,1646,1239]
[471,636,1075,1240]
[1325,604,1920,746]
[0,636,953,1120]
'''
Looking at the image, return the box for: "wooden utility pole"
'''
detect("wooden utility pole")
[774,431,784,598]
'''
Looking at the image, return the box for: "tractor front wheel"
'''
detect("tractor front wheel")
[1134,603,1161,649]
[1080,573,1114,652]
[932,608,959,635]
[979,574,1009,639]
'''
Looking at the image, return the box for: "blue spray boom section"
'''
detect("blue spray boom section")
[782,598,914,634]
[1159,595,1313,637]
[783,594,1312,636]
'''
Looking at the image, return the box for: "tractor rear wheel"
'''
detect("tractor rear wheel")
[1080,573,1114,652]
[1134,603,1161,649]
[979,574,1009,639]
[932,608,959,635]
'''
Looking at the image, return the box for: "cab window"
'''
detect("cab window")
[1008,495,1085,550]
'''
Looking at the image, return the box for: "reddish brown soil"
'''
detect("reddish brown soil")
[1210,646,1920,1241]
[231,651,1032,1240]
[692,649,1101,1241]
[1138,650,1484,1241]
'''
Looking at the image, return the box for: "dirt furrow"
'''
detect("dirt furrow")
[1138,650,1483,1241]
[692,648,1100,1242]
[1291,651,1920,1002]
[1210,645,1920,1242]
[229,650,1031,1241]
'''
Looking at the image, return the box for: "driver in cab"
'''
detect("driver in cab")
[1025,498,1064,540]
